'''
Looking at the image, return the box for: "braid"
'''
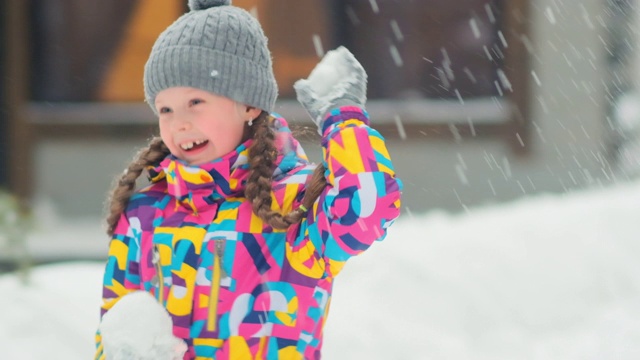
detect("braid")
[245,112,288,228]
[245,112,328,230]
[287,163,327,222]
[105,137,170,236]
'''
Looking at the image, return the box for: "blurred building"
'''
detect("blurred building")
[0,0,630,225]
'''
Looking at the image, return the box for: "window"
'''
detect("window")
[338,0,504,100]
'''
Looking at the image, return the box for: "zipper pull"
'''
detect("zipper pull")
[215,239,227,279]
[152,244,164,304]
[208,239,225,333]
[152,244,161,264]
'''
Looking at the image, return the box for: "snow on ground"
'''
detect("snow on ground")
[1,180,640,359]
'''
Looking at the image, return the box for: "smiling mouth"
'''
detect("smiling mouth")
[180,139,209,151]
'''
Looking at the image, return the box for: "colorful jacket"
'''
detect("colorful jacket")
[96,107,402,359]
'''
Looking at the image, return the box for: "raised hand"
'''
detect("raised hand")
[294,46,367,134]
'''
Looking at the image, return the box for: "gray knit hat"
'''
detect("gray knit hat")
[144,0,278,113]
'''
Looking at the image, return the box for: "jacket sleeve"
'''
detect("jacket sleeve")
[94,213,143,360]
[290,106,402,279]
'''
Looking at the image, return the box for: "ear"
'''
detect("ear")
[244,106,262,121]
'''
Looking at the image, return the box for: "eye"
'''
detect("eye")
[158,107,172,114]
[189,98,204,107]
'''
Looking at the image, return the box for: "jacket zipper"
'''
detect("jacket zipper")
[208,238,226,332]
[152,244,164,304]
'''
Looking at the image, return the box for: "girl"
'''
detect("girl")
[96,1,402,359]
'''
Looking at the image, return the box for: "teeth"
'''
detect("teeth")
[180,140,206,150]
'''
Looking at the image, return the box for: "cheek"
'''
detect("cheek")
[204,118,244,140]
[158,122,169,142]
[213,127,243,149]
[231,123,249,145]
[158,122,179,154]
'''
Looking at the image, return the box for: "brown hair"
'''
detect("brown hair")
[105,137,171,236]
[105,111,326,236]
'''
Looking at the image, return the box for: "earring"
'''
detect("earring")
[248,119,254,126]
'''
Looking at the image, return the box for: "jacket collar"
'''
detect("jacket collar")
[148,115,309,212]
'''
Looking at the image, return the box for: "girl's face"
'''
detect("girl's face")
[156,87,261,165]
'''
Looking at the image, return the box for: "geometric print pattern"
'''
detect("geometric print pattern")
[96,107,402,359]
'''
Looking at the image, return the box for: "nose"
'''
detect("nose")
[171,114,192,132]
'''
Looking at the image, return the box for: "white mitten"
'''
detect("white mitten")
[293,46,367,134]
[99,291,188,360]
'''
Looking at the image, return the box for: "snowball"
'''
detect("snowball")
[99,291,187,360]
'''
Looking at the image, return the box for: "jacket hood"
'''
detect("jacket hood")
[148,115,310,213]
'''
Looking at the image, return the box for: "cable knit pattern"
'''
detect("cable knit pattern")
[144,2,277,112]
[95,108,402,359]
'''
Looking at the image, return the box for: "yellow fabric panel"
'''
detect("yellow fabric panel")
[217,206,240,222]
[269,183,299,214]
[328,127,365,175]
[285,240,325,279]
[198,293,209,309]
[109,240,130,270]
[228,336,252,359]
[250,210,264,233]
[154,226,206,254]
[327,258,346,277]
[370,134,389,157]
[377,163,394,175]
[278,346,304,360]
[193,338,224,347]
[166,265,197,316]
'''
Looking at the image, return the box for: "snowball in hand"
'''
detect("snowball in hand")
[99,291,187,360]
[304,46,355,98]
[294,46,367,132]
